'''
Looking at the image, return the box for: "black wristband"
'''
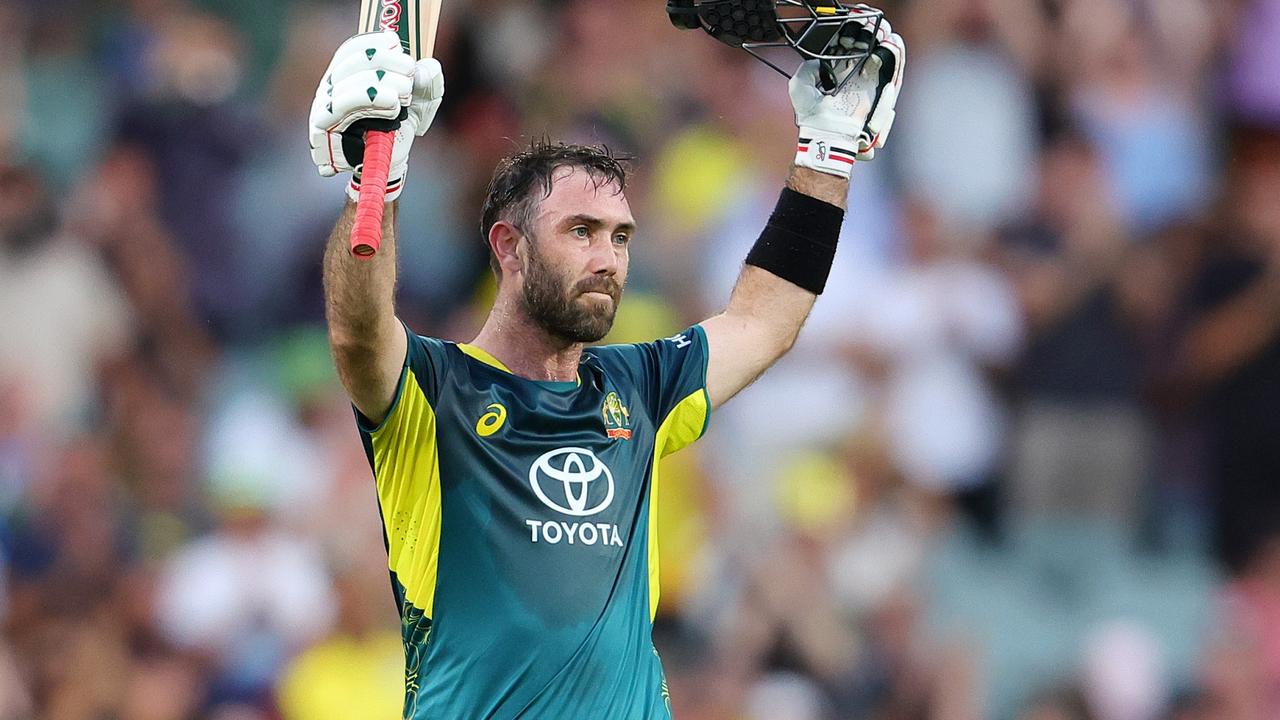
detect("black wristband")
[744,188,844,295]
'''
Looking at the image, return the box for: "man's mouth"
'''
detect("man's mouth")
[576,281,619,303]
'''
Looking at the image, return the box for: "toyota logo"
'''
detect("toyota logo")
[529,447,615,517]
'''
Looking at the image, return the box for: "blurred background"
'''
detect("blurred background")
[2,0,1280,717]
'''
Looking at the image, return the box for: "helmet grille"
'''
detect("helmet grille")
[698,0,784,46]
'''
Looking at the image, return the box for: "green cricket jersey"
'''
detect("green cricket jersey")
[356,323,712,719]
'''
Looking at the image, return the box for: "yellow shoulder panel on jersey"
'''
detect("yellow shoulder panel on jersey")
[646,388,710,620]
[458,343,512,372]
[369,368,443,618]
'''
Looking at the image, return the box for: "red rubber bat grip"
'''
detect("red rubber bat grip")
[350,129,396,258]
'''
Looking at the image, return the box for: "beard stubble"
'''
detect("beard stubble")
[520,240,623,344]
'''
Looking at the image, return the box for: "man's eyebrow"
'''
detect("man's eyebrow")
[562,214,637,233]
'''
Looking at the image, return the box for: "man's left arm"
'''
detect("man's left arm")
[700,15,905,409]
[701,169,846,408]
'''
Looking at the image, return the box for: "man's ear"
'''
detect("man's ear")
[488,221,525,277]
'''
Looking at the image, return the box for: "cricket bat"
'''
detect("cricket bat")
[350,0,444,258]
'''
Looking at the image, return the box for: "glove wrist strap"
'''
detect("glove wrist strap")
[347,169,406,203]
[795,128,858,179]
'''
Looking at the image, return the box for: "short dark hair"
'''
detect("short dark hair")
[480,140,631,276]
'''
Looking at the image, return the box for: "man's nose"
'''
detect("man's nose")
[587,235,619,275]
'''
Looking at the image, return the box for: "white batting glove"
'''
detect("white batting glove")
[308,31,445,202]
[790,13,905,177]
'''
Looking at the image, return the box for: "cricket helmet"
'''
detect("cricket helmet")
[666,0,886,89]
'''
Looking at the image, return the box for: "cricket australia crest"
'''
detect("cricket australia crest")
[601,392,632,440]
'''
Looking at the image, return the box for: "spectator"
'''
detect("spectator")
[1175,131,1280,573]
[1003,132,1153,533]
[154,485,336,705]
[0,162,133,437]
[277,555,403,720]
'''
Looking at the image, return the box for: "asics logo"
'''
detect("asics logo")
[476,403,507,437]
[529,447,614,517]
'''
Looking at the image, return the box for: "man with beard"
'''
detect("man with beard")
[312,14,904,719]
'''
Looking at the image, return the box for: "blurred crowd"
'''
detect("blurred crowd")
[2,0,1280,718]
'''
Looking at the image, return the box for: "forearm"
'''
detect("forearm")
[723,266,817,350]
[720,171,829,353]
[324,199,399,342]
[702,7,902,408]
[703,267,817,409]
[703,167,843,407]
[725,164,847,328]
[323,200,406,420]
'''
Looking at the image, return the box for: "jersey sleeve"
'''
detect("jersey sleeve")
[596,325,712,457]
[355,325,448,434]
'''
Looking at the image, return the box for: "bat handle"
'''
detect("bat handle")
[350,129,396,258]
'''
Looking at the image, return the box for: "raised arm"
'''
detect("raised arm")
[701,16,905,409]
[323,201,407,424]
[308,32,445,423]
[701,169,847,408]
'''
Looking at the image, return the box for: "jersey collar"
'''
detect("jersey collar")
[457,343,583,391]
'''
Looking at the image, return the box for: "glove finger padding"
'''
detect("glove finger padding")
[314,32,414,127]
[325,68,413,128]
[310,79,406,178]
[327,33,415,84]
[857,32,905,159]
[409,58,445,138]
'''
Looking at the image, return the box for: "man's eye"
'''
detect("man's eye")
[613,234,630,246]
[572,226,589,238]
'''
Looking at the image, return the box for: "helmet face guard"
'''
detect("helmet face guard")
[667,0,885,91]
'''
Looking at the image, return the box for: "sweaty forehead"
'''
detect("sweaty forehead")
[534,167,634,227]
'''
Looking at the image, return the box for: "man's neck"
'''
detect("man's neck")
[470,301,584,383]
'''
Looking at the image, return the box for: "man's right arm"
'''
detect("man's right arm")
[310,33,445,424]
[323,200,407,425]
